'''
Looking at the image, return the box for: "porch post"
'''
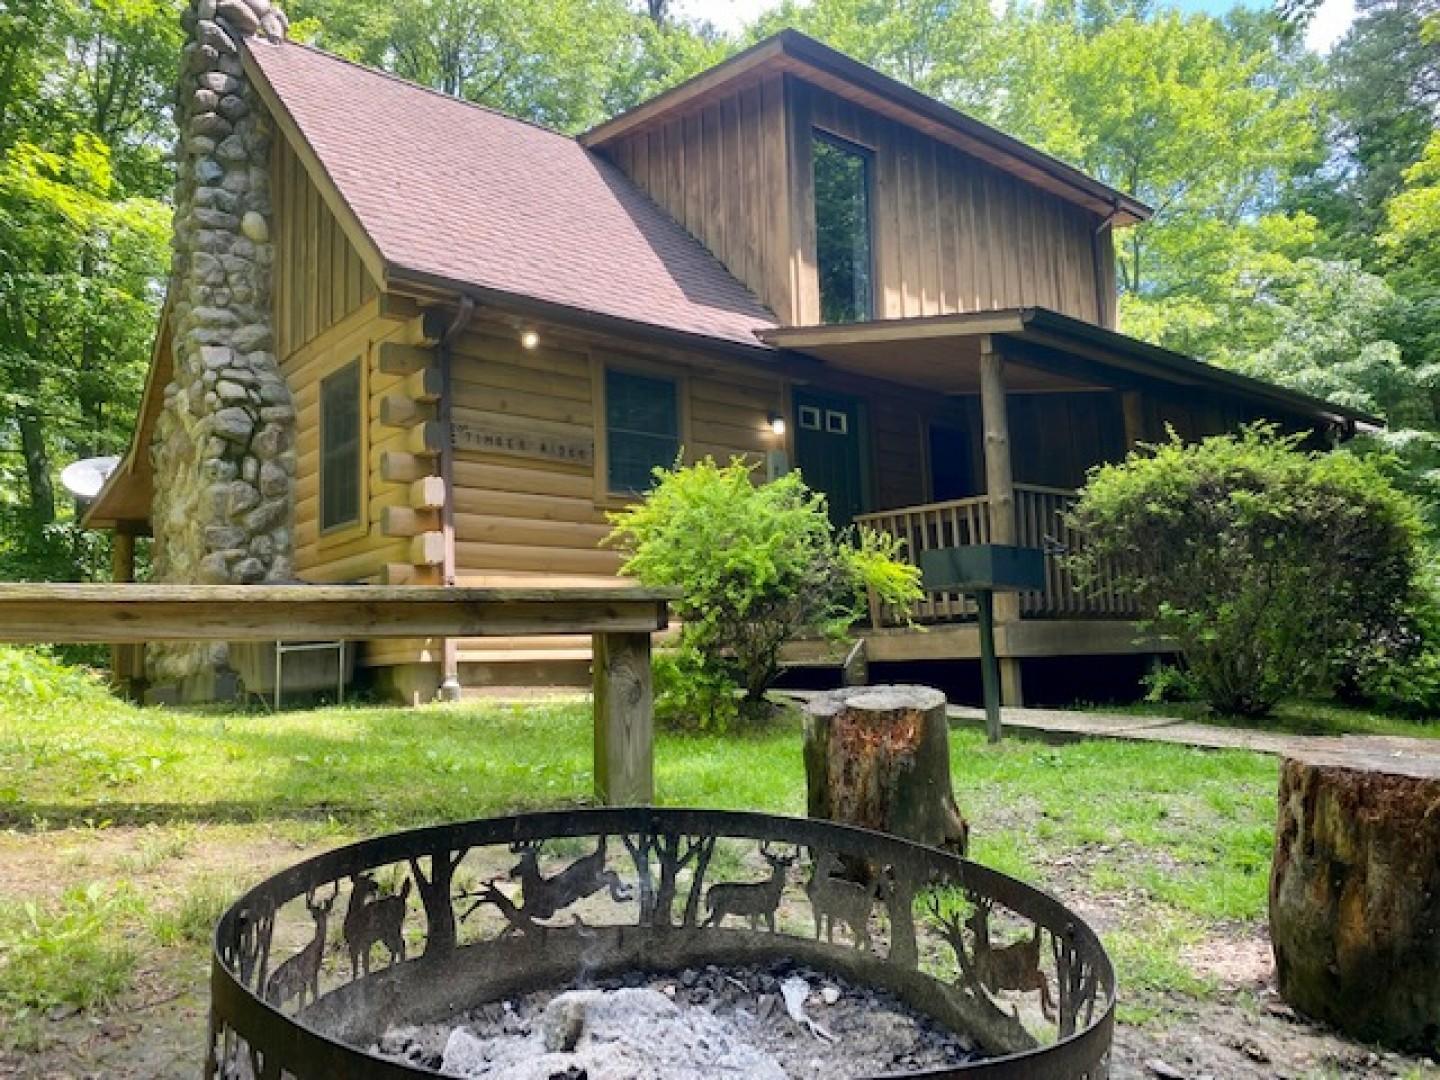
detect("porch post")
[109,525,142,700]
[1121,391,1145,449]
[978,338,1024,706]
[592,630,655,805]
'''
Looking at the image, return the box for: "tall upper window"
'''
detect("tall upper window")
[606,368,679,495]
[812,131,874,324]
[320,359,362,531]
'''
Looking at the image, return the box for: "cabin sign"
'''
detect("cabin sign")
[452,418,595,465]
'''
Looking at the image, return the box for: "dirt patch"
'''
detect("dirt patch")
[1113,994,1439,1079]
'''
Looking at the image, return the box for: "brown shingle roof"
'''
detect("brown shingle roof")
[246,39,777,346]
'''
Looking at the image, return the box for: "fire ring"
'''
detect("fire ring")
[208,808,1114,1078]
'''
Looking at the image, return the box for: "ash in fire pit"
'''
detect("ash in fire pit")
[374,963,978,1079]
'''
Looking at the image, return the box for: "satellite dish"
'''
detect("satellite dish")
[61,455,121,502]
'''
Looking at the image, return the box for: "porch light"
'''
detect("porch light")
[520,329,540,350]
[768,412,786,437]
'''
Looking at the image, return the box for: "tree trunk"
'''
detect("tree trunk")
[803,685,969,855]
[1269,748,1440,1055]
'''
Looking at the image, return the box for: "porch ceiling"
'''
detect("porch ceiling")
[759,308,1381,427]
[761,311,1105,395]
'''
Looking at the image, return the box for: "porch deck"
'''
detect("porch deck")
[855,483,1138,627]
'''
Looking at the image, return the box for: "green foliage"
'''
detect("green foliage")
[0,646,111,707]
[606,459,921,726]
[0,881,142,1013]
[289,0,726,132]
[1069,426,1424,716]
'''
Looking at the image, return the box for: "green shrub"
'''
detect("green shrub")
[1068,426,1423,716]
[0,647,111,707]
[1348,566,1440,716]
[608,459,922,727]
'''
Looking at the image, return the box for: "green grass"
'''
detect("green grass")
[0,685,1316,1043]
[0,881,145,1014]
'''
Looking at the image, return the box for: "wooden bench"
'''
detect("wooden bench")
[0,583,674,805]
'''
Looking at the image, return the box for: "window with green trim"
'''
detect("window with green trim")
[320,359,362,531]
[605,368,679,495]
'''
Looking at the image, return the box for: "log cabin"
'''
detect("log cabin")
[84,4,1374,704]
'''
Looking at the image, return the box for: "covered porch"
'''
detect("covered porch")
[764,308,1370,701]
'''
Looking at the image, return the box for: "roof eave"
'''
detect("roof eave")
[384,264,780,363]
[1018,308,1380,429]
[584,29,1152,226]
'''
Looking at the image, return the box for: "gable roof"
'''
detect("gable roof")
[583,30,1152,227]
[244,38,779,348]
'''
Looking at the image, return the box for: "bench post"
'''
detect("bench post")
[592,631,654,805]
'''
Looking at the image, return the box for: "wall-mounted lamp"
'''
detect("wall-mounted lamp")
[768,412,787,437]
[520,329,540,350]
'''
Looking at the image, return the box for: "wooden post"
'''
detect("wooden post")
[592,631,654,806]
[1121,391,1145,450]
[979,339,1024,706]
[109,528,141,698]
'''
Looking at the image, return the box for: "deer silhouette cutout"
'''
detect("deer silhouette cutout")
[507,837,633,921]
[344,872,410,979]
[967,903,1055,1021]
[263,883,337,1009]
[804,851,877,949]
[703,843,795,931]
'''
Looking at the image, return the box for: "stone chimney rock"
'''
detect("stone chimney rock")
[150,0,294,689]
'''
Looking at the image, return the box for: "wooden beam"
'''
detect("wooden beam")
[407,421,445,455]
[1121,390,1145,448]
[381,506,439,537]
[0,584,672,643]
[378,394,435,428]
[592,631,655,805]
[979,339,1015,547]
[377,343,434,376]
[410,530,446,566]
[410,475,447,510]
[405,366,443,403]
[381,450,433,484]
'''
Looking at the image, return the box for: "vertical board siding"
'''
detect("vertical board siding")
[606,74,792,323]
[272,135,377,359]
[605,77,1115,330]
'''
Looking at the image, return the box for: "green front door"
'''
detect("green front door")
[793,389,868,527]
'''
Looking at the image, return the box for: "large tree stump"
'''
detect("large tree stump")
[803,685,969,855]
[1269,747,1440,1053]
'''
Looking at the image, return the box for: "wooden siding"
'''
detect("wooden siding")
[794,80,1110,327]
[605,73,792,323]
[286,299,418,591]
[603,75,1116,331]
[272,133,377,360]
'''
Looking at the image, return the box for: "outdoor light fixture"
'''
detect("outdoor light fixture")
[768,412,786,437]
[520,329,540,350]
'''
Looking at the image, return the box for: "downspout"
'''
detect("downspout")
[436,297,475,702]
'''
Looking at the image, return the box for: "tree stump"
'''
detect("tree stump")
[803,685,969,855]
[1269,747,1440,1054]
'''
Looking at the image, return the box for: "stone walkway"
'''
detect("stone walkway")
[946,703,1440,763]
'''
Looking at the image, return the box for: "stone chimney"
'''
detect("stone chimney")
[150,0,294,691]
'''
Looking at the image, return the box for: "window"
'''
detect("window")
[320,359,362,532]
[812,131,874,324]
[606,368,680,495]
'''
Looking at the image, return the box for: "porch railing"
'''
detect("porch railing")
[855,484,1138,626]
